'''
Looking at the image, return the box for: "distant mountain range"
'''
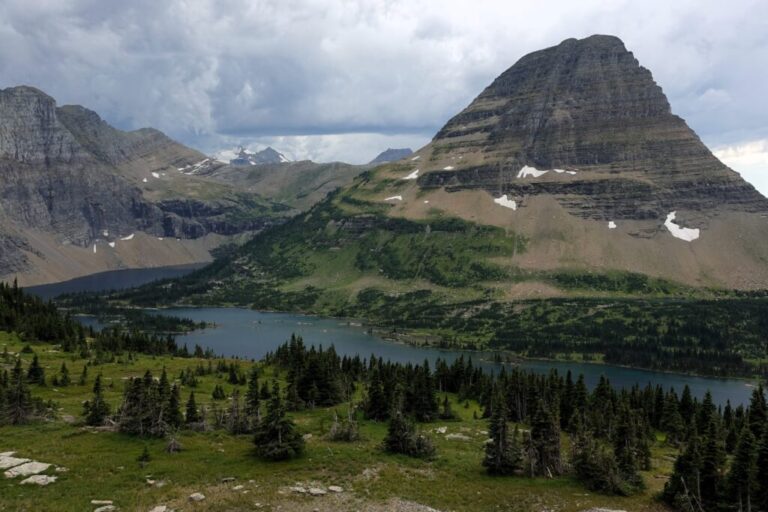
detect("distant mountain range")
[369,148,413,164]
[219,146,291,166]
[0,88,368,285]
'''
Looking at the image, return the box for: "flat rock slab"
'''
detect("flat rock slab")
[328,485,344,493]
[4,461,51,478]
[309,487,327,496]
[20,475,57,486]
[0,456,30,469]
[91,500,114,505]
[445,433,471,441]
[94,506,117,512]
[149,507,171,512]
[189,492,206,502]
[0,451,16,457]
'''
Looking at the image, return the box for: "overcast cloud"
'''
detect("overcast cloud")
[0,0,766,191]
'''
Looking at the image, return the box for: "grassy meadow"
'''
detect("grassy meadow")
[0,331,675,511]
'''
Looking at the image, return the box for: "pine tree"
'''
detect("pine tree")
[410,360,438,422]
[661,391,685,445]
[756,427,768,512]
[253,383,304,461]
[728,424,757,512]
[58,363,71,387]
[245,365,261,425]
[572,422,621,494]
[185,391,200,425]
[364,366,388,421]
[211,384,226,400]
[747,385,767,440]
[663,431,703,510]
[78,364,88,386]
[529,399,562,477]
[612,403,644,492]
[26,354,45,385]
[382,410,436,459]
[3,359,32,424]
[483,389,521,475]
[439,395,456,420]
[383,410,412,455]
[84,374,110,426]
[679,385,695,425]
[166,384,183,430]
[700,418,726,510]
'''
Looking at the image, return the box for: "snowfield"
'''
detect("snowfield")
[664,212,700,241]
[402,169,419,180]
[517,165,549,178]
[493,195,517,210]
[608,221,617,229]
[518,165,577,178]
[384,195,403,201]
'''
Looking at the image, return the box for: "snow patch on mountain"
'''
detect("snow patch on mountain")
[493,195,517,210]
[664,212,700,241]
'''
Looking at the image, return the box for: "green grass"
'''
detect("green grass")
[0,334,673,511]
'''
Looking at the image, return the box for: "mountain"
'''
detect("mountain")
[369,147,413,164]
[226,146,290,166]
[151,34,768,318]
[205,159,370,211]
[0,86,291,286]
[346,34,768,292]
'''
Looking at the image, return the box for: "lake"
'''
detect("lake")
[154,307,757,407]
[30,265,756,407]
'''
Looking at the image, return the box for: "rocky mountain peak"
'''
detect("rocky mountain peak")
[228,146,289,166]
[0,85,84,164]
[0,86,283,284]
[420,34,767,221]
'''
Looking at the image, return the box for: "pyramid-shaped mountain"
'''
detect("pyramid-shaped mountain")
[356,35,768,290]
[419,34,768,221]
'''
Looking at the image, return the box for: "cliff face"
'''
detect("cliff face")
[421,35,768,223]
[0,86,284,284]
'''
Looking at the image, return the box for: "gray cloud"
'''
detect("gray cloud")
[1,0,767,178]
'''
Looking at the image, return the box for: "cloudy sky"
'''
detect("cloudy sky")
[1,0,767,192]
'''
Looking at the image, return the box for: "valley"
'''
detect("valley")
[2,26,768,512]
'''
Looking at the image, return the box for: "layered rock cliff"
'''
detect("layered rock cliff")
[418,35,768,224]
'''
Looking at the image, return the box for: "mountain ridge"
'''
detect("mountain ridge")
[0,85,289,285]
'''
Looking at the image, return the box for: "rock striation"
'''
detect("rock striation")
[421,35,768,222]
